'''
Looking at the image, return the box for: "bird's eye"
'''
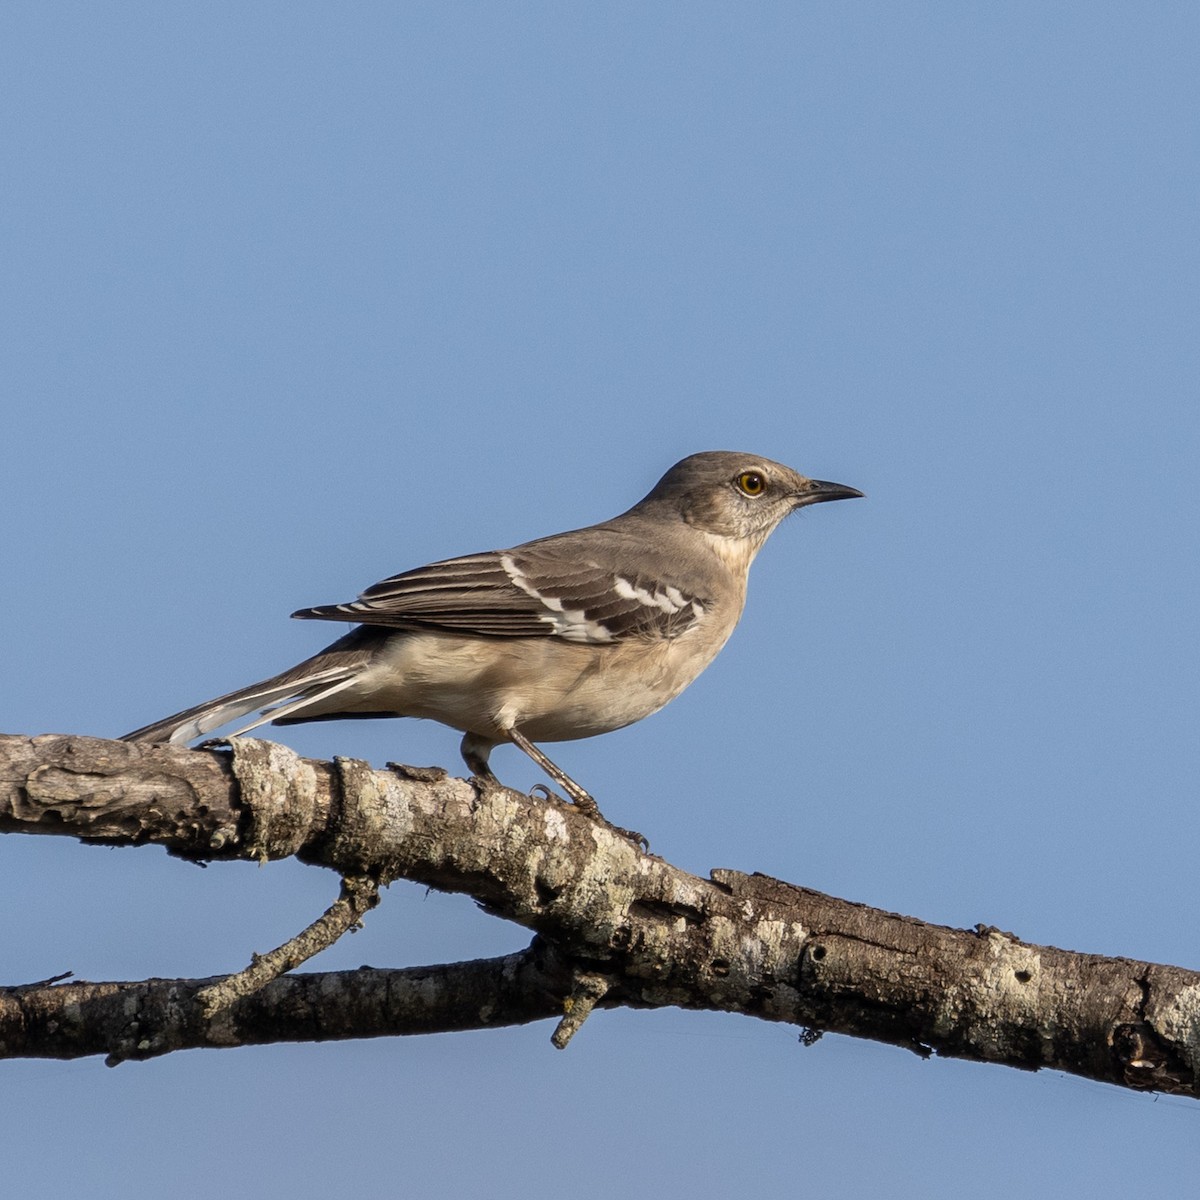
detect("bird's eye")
[736,471,766,497]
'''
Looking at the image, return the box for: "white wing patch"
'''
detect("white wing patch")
[613,576,693,615]
[500,553,616,644]
[614,577,704,626]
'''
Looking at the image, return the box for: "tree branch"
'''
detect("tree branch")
[2,733,1198,1095]
[1,943,576,1062]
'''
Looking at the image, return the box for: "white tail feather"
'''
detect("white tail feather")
[224,676,361,739]
[125,665,362,745]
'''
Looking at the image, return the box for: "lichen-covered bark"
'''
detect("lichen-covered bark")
[1,733,1197,1095]
[0,947,573,1062]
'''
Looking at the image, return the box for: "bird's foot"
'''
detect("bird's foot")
[469,771,504,797]
[528,783,648,851]
[606,821,650,852]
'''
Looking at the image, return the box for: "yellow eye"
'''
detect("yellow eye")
[736,470,766,497]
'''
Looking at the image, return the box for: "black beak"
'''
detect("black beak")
[792,479,865,508]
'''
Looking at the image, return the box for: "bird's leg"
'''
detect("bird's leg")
[505,728,598,815]
[507,728,647,850]
[460,732,501,789]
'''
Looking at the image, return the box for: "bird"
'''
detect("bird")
[123,451,862,835]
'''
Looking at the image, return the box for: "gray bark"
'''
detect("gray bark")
[2,733,1197,1095]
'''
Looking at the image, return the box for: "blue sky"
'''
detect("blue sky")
[4,4,1200,1196]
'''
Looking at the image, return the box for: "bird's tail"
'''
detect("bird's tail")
[120,628,385,745]
[121,664,362,745]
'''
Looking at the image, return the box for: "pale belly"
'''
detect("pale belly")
[310,623,734,743]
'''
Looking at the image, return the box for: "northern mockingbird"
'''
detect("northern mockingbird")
[124,451,861,832]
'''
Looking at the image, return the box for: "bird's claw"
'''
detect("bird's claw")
[527,784,648,851]
[609,823,650,852]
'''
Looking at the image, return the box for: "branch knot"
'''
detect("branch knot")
[227,738,318,862]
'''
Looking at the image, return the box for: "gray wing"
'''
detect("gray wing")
[292,540,709,644]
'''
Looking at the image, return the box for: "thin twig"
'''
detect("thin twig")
[194,875,380,1019]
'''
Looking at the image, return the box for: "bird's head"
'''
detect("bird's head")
[636,451,863,548]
